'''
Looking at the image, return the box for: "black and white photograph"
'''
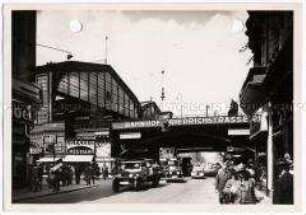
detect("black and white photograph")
[2,2,302,212]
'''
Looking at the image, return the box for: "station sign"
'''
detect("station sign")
[228,129,250,136]
[120,132,141,139]
[112,115,260,130]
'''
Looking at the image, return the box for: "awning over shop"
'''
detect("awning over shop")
[36,157,61,163]
[63,155,94,163]
[50,163,63,172]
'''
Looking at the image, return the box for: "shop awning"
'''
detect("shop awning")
[36,157,61,163]
[63,155,94,163]
[50,163,63,172]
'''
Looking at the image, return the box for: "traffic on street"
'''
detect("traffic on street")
[9,7,294,209]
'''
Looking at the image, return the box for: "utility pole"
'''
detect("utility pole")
[160,70,165,110]
[105,36,108,64]
[205,105,209,117]
[177,93,183,118]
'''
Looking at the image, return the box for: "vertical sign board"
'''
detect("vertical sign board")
[96,143,111,157]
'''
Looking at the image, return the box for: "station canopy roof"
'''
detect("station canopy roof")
[63,155,94,163]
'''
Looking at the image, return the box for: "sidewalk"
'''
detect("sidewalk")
[13,177,107,203]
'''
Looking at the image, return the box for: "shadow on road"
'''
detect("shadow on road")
[19,179,173,203]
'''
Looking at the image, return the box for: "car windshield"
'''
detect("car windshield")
[122,162,142,169]
[194,165,202,170]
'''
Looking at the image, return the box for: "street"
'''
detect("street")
[20,177,218,204]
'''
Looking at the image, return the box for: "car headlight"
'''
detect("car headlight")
[117,173,121,177]
[134,173,140,178]
[129,174,133,178]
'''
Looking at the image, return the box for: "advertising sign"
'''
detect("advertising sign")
[228,129,250,135]
[120,132,141,139]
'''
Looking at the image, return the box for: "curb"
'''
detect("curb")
[13,184,100,203]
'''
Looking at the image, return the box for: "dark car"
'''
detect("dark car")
[112,159,161,192]
[164,158,185,182]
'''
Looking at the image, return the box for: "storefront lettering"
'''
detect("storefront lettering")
[12,100,33,121]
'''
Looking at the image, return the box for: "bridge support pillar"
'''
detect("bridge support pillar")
[267,103,274,202]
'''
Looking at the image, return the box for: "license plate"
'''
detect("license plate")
[172,175,177,178]
[119,181,130,185]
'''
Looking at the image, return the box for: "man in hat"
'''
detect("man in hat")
[274,155,293,204]
[215,160,233,204]
[223,170,240,204]
[237,168,256,204]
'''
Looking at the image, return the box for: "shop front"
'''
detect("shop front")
[12,80,41,189]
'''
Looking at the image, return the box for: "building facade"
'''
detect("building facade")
[140,101,161,120]
[12,11,42,189]
[30,61,141,169]
[239,11,293,201]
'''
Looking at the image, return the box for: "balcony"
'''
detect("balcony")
[239,67,269,115]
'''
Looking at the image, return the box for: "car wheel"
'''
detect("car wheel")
[112,179,120,193]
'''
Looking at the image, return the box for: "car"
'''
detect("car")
[191,164,205,179]
[112,159,161,192]
[203,163,219,177]
[164,158,185,182]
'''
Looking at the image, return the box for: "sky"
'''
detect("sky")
[36,10,252,117]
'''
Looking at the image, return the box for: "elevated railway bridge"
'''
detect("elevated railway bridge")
[111,115,261,160]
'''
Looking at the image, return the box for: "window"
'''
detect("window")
[124,95,130,117]
[118,87,124,115]
[69,72,79,98]
[57,73,68,94]
[89,72,97,105]
[97,72,105,108]
[80,72,88,101]
[129,99,134,118]
[112,79,118,112]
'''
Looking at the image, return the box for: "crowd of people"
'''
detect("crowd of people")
[29,162,111,193]
[215,154,294,205]
[215,160,257,204]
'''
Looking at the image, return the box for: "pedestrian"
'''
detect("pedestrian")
[49,170,60,193]
[89,163,96,185]
[31,163,40,192]
[37,163,43,191]
[223,171,240,204]
[103,165,109,180]
[236,167,256,204]
[84,165,91,186]
[75,166,81,185]
[215,160,233,204]
[67,165,73,185]
[274,156,293,204]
